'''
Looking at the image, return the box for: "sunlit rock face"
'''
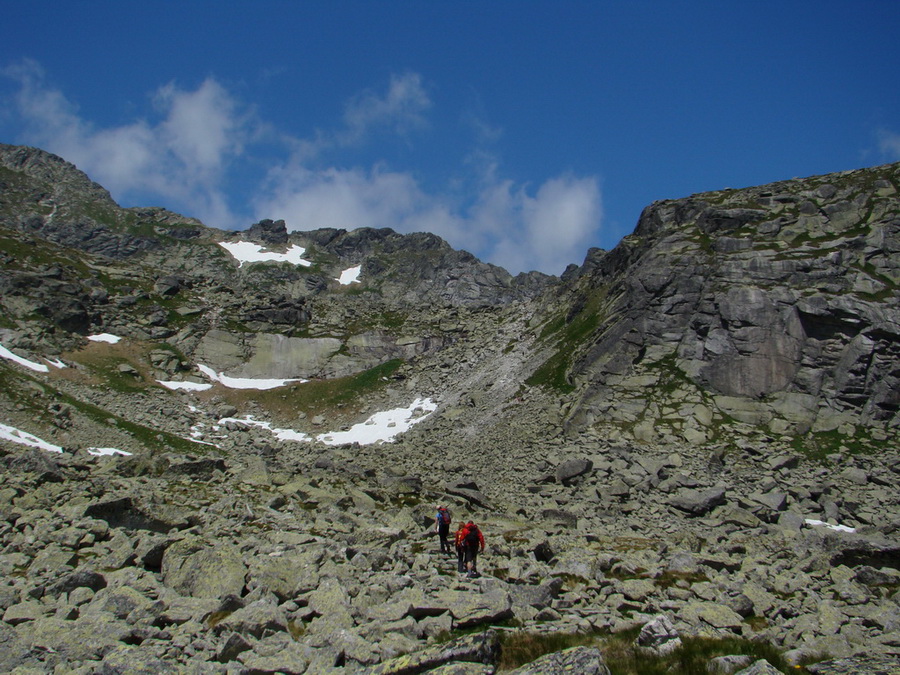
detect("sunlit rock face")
[558,163,900,441]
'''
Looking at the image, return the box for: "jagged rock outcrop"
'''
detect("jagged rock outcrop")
[245,218,289,245]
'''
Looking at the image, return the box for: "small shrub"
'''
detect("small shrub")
[653,570,710,589]
[287,619,307,639]
[205,609,234,628]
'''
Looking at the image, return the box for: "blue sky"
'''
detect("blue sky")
[2,2,899,275]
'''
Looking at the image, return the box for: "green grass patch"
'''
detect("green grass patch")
[0,227,93,276]
[497,630,598,670]
[553,573,592,591]
[643,354,692,396]
[77,202,122,228]
[602,634,797,675]
[242,358,405,421]
[605,567,649,582]
[789,427,877,459]
[525,293,606,392]
[65,345,150,394]
[497,630,807,674]
[434,617,523,645]
[67,396,208,453]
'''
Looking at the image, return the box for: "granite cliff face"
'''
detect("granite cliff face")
[538,164,900,452]
[1,144,899,673]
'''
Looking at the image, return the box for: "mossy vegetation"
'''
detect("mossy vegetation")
[0,362,204,454]
[58,391,207,454]
[525,292,606,392]
[497,630,598,670]
[789,427,878,459]
[213,358,405,422]
[433,617,523,645]
[61,341,153,394]
[0,227,93,276]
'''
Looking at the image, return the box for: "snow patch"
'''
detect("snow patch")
[336,265,362,285]
[218,397,437,447]
[157,380,214,392]
[0,343,50,373]
[197,364,306,390]
[804,519,856,534]
[317,398,437,445]
[88,333,122,344]
[219,241,312,267]
[0,422,63,453]
[219,416,312,443]
[88,447,132,457]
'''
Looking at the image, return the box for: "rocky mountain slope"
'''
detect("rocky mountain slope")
[0,143,898,673]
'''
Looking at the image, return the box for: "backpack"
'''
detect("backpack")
[464,525,480,547]
[438,508,451,525]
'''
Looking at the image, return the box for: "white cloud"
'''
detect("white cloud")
[878,129,900,161]
[341,72,431,144]
[256,163,600,274]
[2,61,602,274]
[283,72,432,164]
[155,78,244,181]
[2,60,249,229]
[520,175,602,273]
[255,164,429,231]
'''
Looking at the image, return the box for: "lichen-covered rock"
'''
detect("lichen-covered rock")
[669,487,727,516]
[160,536,247,599]
[733,659,785,675]
[680,601,746,631]
[211,601,288,639]
[94,645,182,674]
[365,630,500,674]
[16,615,135,662]
[635,614,682,655]
[508,646,610,674]
[432,586,513,629]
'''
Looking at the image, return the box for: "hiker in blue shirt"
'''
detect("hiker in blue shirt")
[435,506,452,555]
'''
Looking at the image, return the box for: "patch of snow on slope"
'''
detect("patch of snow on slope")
[804,519,856,534]
[0,343,49,373]
[158,380,214,392]
[217,398,436,447]
[317,398,437,445]
[219,241,312,267]
[88,447,132,457]
[336,265,362,285]
[88,333,122,344]
[197,365,306,390]
[218,416,311,443]
[0,422,63,452]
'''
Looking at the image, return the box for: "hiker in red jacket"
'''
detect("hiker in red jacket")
[460,521,484,578]
[454,522,467,573]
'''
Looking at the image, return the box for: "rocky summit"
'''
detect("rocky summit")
[0,143,898,674]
